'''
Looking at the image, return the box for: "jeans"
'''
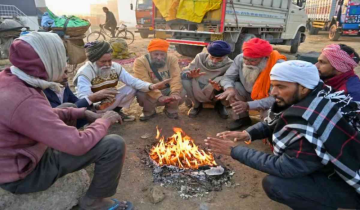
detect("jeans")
[262,172,360,210]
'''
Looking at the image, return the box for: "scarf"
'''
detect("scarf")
[10,32,66,93]
[251,50,287,100]
[272,82,360,194]
[324,70,356,94]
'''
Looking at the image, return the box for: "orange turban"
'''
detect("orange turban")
[242,38,273,58]
[148,39,170,52]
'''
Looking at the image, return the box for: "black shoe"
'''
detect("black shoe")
[227,117,252,131]
[215,102,228,119]
[188,105,203,118]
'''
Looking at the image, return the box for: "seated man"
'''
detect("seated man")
[206,61,360,210]
[73,41,169,121]
[44,69,117,109]
[134,39,185,120]
[316,44,360,101]
[0,32,133,210]
[218,38,286,130]
[181,40,233,118]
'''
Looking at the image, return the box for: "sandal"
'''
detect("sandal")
[108,199,133,210]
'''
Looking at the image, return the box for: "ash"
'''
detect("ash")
[145,158,235,199]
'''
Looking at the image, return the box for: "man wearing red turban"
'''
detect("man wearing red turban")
[218,38,286,130]
[316,44,360,101]
[134,39,185,120]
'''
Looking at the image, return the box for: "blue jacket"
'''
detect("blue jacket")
[43,86,90,108]
[346,75,360,102]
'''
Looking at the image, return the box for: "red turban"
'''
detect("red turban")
[242,38,273,58]
[148,39,170,52]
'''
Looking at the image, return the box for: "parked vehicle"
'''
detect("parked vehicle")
[131,0,153,38]
[152,0,307,58]
[306,0,360,40]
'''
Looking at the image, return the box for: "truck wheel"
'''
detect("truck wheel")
[329,25,341,41]
[308,26,319,35]
[290,31,301,54]
[229,33,256,59]
[177,45,203,57]
[140,31,149,39]
[175,45,186,56]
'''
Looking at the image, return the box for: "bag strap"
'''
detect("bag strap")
[145,54,170,88]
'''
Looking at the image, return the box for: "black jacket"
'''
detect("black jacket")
[105,11,117,26]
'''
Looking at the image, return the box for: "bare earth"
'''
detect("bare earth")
[87,31,359,210]
[2,31,359,210]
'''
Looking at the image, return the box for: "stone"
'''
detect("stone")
[0,169,90,210]
[148,186,166,204]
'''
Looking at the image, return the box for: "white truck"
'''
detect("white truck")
[153,0,308,58]
[306,0,360,40]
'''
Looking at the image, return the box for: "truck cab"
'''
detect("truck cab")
[134,0,153,38]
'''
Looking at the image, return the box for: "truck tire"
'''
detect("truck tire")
[228,33,256,59]
[308,26,319,35]
[329,25,341,41]
[140,31,149,39]
[290,31,301,54]
[175,45,185,56]
[176,45,203,57]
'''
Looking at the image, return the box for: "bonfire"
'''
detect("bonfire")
[149,127,217,169]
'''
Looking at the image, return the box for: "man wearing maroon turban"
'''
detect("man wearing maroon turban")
[316,44,360,101]
[218,38,286,130]
[0,32,134,210]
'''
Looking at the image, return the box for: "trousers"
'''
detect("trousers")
[0,135,126,198]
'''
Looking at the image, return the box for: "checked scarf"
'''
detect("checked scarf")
[271,82,360,194]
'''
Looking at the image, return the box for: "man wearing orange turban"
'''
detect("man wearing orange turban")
[218,38,286,130]
[134,39,185,120]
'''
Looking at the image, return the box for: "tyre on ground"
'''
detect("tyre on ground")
[228,33,256,59]
[290,31,301,54]
[329,24,341,41]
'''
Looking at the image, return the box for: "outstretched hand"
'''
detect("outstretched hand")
[151,78,171,90]
[208,79,222,91]
[216,131,250,142]
[186,68,206,78]
[204,137,237,156]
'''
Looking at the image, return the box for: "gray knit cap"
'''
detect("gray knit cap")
[85,41,113,63]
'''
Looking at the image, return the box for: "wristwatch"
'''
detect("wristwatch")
[148,84,153,90]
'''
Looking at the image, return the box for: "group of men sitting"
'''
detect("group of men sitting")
[0,32,359,210]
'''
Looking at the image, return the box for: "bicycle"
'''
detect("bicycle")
[87,24,135,45]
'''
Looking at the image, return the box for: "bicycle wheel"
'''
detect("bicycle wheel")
[87,31,106,42]
[116,30,135,45]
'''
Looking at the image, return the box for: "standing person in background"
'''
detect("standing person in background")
[103,7,117,38]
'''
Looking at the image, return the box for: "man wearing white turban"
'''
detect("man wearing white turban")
[0,32,134,210]
[205,60,360,210]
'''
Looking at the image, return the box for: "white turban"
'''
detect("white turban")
[270,60,320,89]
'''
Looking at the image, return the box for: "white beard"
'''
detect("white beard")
[98,66,112,79]
[205,56,228,69]
[242,58,267,84]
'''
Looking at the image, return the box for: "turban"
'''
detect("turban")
[270,60,320,89]
[322,44,358,73]
[242,38,273,58]
[148,39,169,52]
[85,41,113,63]
[9,32,66,93]
[207,40,231,57]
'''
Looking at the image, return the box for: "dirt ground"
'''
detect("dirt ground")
[83,31,360,210]
[1,31,359,210]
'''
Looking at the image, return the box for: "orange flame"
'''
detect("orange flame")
[149,127,217,169]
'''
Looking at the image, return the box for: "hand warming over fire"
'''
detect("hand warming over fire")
[208,79,222,91]
[230,101,249,115]
[216,131,250,142]
[204,137,237,156]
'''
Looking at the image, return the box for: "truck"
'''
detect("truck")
[305,0,360,40]
[152,0,307,58]
[131,0,153,38]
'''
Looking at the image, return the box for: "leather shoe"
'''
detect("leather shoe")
[188,105,203,118]
[227,117,252,131]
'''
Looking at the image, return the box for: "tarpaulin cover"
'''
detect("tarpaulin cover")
[44,8,90,28]
[153,0,222,23]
